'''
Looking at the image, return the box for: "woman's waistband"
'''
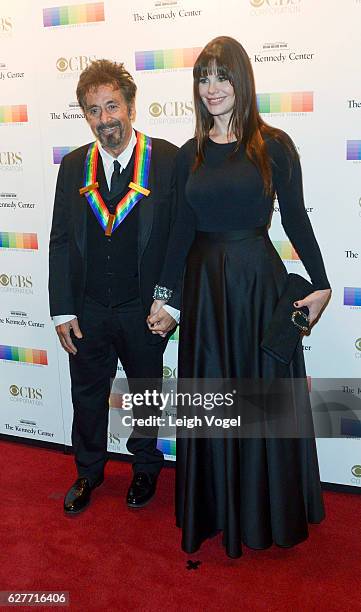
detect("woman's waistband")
[195,226,268,242]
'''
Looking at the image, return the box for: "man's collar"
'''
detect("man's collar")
[97,129,137,171]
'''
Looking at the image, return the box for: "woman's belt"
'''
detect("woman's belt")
[195,226,268,241]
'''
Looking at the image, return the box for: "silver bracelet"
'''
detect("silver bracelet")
[153,284,173,301]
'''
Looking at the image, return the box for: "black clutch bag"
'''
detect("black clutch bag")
[261,273,313,364]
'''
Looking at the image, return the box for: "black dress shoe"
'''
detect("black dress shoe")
[126,472,157,508]
[64,476,103,515]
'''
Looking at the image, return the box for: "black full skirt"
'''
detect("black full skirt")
[176,229,325,558]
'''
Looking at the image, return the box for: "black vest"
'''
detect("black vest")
[85,149,140,306]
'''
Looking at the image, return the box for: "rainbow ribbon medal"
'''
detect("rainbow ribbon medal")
[79,132,152,236]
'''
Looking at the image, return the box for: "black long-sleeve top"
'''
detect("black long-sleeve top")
[159,133,330,291]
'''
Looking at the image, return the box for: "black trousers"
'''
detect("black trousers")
[69,295,165,486]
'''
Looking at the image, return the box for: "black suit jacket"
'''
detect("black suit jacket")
[49,135,180,339]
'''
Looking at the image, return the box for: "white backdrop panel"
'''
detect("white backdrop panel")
[0,0,360,483]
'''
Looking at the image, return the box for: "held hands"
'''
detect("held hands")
[294,288,332,327]
[147,299,176,338]
[55,317,83,354]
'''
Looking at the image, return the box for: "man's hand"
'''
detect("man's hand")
[147,300,176,337]
[55,317,83,354]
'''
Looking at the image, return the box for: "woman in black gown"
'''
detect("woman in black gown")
[149,36,331,558]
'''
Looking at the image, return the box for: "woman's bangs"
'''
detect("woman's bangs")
[194,54,232,82]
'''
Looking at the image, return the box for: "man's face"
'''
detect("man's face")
[84,84,134,152]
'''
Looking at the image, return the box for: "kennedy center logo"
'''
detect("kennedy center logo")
[253,42,315,64]
[132,1,202,22]
[0,62,25,81]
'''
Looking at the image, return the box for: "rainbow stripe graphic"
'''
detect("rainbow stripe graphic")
[0,345,48,365]
[170,327,179,342]
[135,47,202,71]
[344,287,361,306]
[109,392,125,409]
[157,439,176,457]
[43,2,104,27]
[347,141,361,161]
[0,105,28,124]
[273,240,300,260]
[257,92,313,113]
[0,232,38,250]
[53,146,78,164]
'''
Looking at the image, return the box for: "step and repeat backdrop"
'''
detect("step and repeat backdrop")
[0,0,360,487]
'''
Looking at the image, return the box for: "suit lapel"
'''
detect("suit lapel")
[97,155,110,200]
[138,151,155,260]
[73,147,88,256]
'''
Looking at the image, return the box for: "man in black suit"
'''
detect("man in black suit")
[49,59,179,514]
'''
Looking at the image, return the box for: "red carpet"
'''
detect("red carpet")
[0,440,360,612]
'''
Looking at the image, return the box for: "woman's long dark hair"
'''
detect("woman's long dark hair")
[193,36,294,194]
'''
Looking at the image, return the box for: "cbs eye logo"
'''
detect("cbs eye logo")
[351,465,361,478]
[250,0,299,6]
[9,384,19,396]
[163,366,173,379]
[149,102,162,118]
[163,366,177,379]
[355,338,361,352]
[56,57,68,72]
[0,274,9,286]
